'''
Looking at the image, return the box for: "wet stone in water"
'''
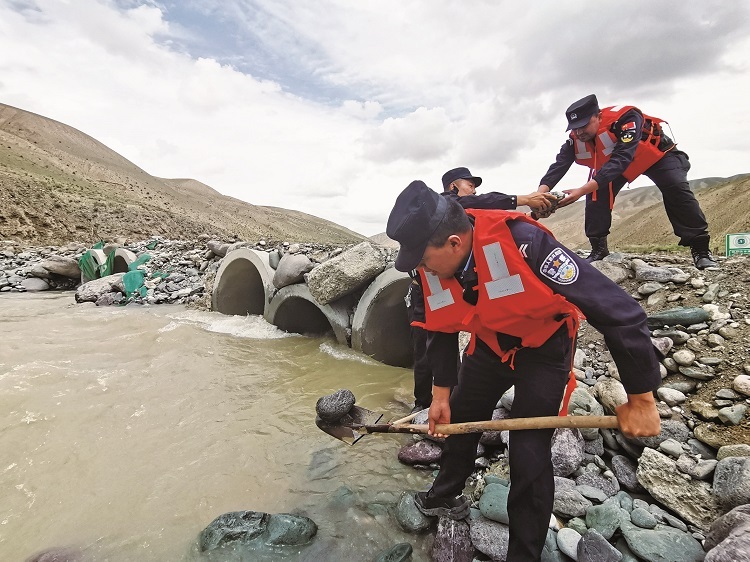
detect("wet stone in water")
[315,388,356,422]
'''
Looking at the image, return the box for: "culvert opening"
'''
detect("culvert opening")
[273,297,335,338]
[214,259,266,316]
[358,279,411,367]
[113,256,130,273]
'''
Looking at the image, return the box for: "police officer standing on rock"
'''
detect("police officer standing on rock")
[537,94,718,269]
[405,167,558,413]
[387,180,661,562]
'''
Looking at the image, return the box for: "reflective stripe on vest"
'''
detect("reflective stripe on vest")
[572,105,667,182]
[416,209,582,354]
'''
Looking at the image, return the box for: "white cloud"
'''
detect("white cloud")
[0,0,748,236]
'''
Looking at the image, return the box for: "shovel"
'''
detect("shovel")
[316,405,619,445]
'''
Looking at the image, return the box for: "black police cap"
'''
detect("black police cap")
[565,94,600,131]
[441,167,482,191]
[386,180,449,272]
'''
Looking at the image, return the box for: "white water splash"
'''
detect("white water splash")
[164,310,292,339]
[319,342,378,364]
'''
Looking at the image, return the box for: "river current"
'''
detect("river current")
[0,293,435,561]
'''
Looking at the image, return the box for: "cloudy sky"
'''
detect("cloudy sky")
[1,1,748,235]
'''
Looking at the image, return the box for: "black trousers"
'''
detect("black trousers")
[584,150,709,246]
[430,329,572,562]
[407,282,433,408]
[409,324,433,407]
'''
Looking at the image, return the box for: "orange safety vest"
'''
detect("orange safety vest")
[412,209,583,413]
[571,105,668,183]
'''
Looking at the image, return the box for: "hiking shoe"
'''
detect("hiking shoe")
[414,491,470,520]
[691,248,718,269]
[585,236,610,263]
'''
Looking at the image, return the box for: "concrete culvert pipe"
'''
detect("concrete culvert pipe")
[212,248,275,316]
[351,267,412,367]
[113,248,137,273]
[265,284,352,346]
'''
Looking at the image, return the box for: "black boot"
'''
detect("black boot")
[691,239,718,269]
[585,237,610,262]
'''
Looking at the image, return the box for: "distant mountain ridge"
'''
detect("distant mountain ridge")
[0,103,365,245]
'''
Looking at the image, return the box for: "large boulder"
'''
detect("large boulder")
[636,447,720,530]
[305,242,386,305]
[33,255,81,279]
[713,457,750,510]
[74,273,126,303]
[272,253,314,289]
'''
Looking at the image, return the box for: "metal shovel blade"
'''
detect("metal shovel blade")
[315,405,384,445]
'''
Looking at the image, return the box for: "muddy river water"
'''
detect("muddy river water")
[0,293,435,561]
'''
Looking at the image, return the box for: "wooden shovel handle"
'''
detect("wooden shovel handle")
[375,415,619,435]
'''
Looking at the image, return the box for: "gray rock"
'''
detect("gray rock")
[74,273,126,303]
[500,386,515,410]
[198,510,269,551]
[306,241,386,305]
[395,492,431,533]
[478,482,510,524]
[628,419,688,449]
[718,404,747,425]
[268,249,281,269]
[646,307,710,329]
[585,498,623,539]
[704,522,750,562]
[704,504,750,551]
[207,240,230,257]
[553,489,593,519]
[479,406,510,446]
[315,389,355,422]
[575,471,619,497]
[620,520,705,562]
[556,527,582,560]
[636,448,720,530]
[591,260,630,284]
[733,375,750,397]
[567,516,589,535]
[717,444,750,460]
[265,513,317,545]
[37,255,81,278]
[632,259,675,283]
[469,513,510,561]
[611,455,645,493]
[631,507,658,529]
[431,517,473,562]
[397,440,442,465]
[658,438,684,458]
[542,528,568,562]
[713,457,750,510]
[614,537,640,562]
[657,387,686,407]
[576,484,608,504]
[272,253,314,289]
[578,528,623,562]
[651,336,674,357]
[638,282,663,295]
[374,543,413,562]
[672,349,696,366]
[21,277,50,291]
[593,377,627,413]
[552,428,585,477]
[652,329,690,345]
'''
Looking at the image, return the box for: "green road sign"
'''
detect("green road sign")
[726,233,750,256]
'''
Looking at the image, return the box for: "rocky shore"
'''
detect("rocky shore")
[2,238,749,561]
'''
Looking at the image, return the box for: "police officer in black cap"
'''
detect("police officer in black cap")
[405,167,558,413]
[537,94,717,269]
[387,180,661,561]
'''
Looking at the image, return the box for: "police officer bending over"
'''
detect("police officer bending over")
[538,94,717,269]
[406,167,558,413]
[387,181,661,562]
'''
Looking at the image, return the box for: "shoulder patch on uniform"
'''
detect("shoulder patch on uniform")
[540,247,579,285]
[518,243,529,258]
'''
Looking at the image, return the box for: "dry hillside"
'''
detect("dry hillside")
[0,103,365,246]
